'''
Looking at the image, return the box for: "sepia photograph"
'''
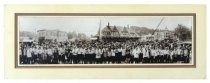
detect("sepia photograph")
[16,14,195,67]
[5,4,205,79]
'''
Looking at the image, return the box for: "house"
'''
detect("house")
[37,29,68,42]
[140,34,155,42]
[153,27,174,41]
[96,23,140,41]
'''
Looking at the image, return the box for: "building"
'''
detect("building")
[139,27,175,42]
[96,23,140,41]
[19,31,35,42]
[37,29,68,42]
[153,27,175,41]
[140,34,155,42]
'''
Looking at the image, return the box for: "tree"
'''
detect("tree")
[67,32,74,39]
[131,26,155,35]
[174,24,192,41]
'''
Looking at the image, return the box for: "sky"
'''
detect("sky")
[18,16,193,37]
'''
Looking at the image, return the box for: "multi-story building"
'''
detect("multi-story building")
[19,31,35,43]
[37,29,68,42]
[96,23,140,41]
[153,28,174,41]
[140,34,155,42]
[140,27,175,42]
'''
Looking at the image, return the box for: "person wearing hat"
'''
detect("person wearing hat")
[111,48,116,64]
[86,48,92,64]
[156,47,161,63]
[26,46,32,64]
[81,47,86,64]
[183,45,189,63]
[95,48,102,64]
[150,47,157,63]
[159,48,164,63]
[130,47,135,64]
[101,48,107,64]
[176,45,182,62]
[42,47,48,64]
[169,48,175,63]
[52,47,58,64]
[33,46,38,64]
[83,48,89,64]
[72,47,78,64]
[142,46,147,63]
[138,46,143,63]
[172,47,178,63]
[67,46,73,64]
[77,47,82,64]
[37,46,43,64]
[107,49,112,64]
[92,47,97,64]
[125,48,131,64]
[89,47,96,64]
[117,47,122,64]
[121,47,126,63]
[60,46,65,64]
[47,47,53,64]
[133,47,140,64]
[165,47,170,63]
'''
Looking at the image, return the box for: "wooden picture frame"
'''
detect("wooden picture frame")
[4,5,206,79]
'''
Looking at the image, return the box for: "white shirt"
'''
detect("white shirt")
[90,49,95,54]
[23,49,27,56]
[108,51,112,57]
[87,49,91,54]
[72,48,78,55]
[144,50,149,58]
[177,49,182,55]
[81,49,86,55]
[38,48,43,54]
[59,48,64,55]
[173,49,177,55]
[43,49,47,57]
[122,48,126,56]
[184,49,188,56]
[27,48,32,57]
[142,48,147,58]
[163,50,169,55]
[77,48,82,54]
[133,49,139,58]
[118,48,122,53]
[34,48,38,55]
[170,50,174,58]
[189,51,192,58]
[96,49,101,58]
[48,49,53,55]
[159,50,163,55]
[151,49,157,57]
[111,50,115,56]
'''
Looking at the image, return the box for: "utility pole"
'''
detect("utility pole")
[99,20,102,42]
[152,17,165,35]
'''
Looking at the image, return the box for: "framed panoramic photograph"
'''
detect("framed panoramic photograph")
[15,13,195,68]
[4,5,206,79]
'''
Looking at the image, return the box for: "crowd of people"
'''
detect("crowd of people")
[19,40,192,64]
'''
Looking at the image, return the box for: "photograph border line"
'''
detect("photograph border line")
[14,13,196,68]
